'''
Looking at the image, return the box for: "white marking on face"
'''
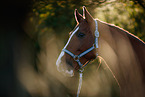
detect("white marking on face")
[56,27,79,77]
[56,51,65,70]
[64,27,79,49]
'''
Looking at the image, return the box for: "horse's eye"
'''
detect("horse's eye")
[78,32,85,38]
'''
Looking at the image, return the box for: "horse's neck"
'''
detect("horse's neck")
[97,19,145,73]
[126,32,145,73]
[97,20,145,96]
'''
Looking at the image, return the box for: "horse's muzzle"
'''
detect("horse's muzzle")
[56,51,74,77]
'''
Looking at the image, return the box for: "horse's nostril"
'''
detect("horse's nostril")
[66,60,73,67]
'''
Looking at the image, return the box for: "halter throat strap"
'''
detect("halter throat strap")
[63,20,99,69]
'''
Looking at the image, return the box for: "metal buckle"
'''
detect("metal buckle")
[74,55,79,61]
[79,68,84,73]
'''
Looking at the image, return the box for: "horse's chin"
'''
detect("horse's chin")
[56,52,74,77]
[57,63,74,77]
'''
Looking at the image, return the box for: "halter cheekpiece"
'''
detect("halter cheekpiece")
[63,20,99,69]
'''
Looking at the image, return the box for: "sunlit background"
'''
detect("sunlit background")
[0,0,145,97]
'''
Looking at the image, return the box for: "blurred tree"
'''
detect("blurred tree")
[133,0,145,9]
[33,0,106,34]
[33,0,145,41]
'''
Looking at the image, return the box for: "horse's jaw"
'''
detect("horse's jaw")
[56,51,74,77]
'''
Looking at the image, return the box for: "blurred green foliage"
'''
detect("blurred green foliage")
[33,0,108,39]
[33,0,145,41]
[33,0,82,32]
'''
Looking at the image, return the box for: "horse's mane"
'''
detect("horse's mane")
[107,23,145,45]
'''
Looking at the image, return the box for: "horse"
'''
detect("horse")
[56,6,145,97]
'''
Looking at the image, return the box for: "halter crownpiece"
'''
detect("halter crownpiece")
[95,20,99,48]
[62,20,99,69]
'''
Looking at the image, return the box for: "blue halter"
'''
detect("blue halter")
[63,20,99,69]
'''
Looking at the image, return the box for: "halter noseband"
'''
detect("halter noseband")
[63,20,99,69]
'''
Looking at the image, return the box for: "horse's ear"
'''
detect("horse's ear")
[83,6,95,25]
[74,9,83,23]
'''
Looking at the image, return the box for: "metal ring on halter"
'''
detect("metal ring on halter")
[74,55,79,61]
[79,68,84,73]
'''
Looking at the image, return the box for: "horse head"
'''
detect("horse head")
[56,6,99,76]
